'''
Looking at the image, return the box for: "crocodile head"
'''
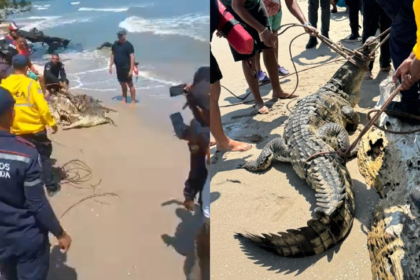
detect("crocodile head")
[330,36,379,107]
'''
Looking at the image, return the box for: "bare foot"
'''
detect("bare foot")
[130,102,136,107]
[122,98,127,104]
[364,71,373,80]
[254,103,269,114]
[273,91,299,99]
[217,139,252,152]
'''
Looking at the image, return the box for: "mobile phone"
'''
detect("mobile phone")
[170,112,187,139]
[169,84,185,97]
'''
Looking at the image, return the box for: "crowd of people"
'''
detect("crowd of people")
[0,18,211,279]
[0,20,148,278]
[210,0,420,154]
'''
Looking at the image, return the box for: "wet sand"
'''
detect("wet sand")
[44,99,202,279]
[210,2,385,279]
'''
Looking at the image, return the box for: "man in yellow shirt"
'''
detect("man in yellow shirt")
[1,54,59,196]
[393,0,420,91]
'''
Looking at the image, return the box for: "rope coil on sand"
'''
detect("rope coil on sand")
[58,159,119,220]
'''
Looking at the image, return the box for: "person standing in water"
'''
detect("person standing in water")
[109,29,136,107]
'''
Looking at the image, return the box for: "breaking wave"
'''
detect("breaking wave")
[20,16,93,31]
[78,4,153,13]
[118,14,209,42]
[78,7,128,12]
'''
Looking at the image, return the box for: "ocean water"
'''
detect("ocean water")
[9,0,209,130]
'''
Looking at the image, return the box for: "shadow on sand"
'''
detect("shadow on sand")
[160,200,204,279]
[233,162,378,275]
[48,246,78,280]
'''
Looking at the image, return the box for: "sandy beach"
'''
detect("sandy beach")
[42,99,202,279]
[210,1,386,279]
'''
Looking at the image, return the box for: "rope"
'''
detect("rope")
[305,84,417,164]
[219,23,386,107]
[219,49,346,108]
[366,109,420,134]
[58,160,119,220]
[218,23,418,163]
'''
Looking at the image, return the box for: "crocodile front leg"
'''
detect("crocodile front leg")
[341,105,360,133]
[243,137,291,172]
[318,123,358,157]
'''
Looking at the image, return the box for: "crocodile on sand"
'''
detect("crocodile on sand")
[239,36,379,257]
[48,90,116,130]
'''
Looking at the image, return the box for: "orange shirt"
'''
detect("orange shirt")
[413,0,420,59]
[16,40,30,57]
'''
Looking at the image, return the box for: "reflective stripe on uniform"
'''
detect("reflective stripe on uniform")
[14,80,34,107]
[0,152,30,163]
[24,179,42,187]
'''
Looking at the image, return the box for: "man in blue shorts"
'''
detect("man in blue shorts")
[109,29,136,107]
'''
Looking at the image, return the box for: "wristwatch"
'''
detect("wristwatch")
[303,22,312,27]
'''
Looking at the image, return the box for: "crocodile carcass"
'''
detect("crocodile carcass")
[48,90,116,130]
[358,76,420,280]
[239,37,378,257]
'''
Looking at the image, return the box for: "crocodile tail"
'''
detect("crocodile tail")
[236,190,355,257]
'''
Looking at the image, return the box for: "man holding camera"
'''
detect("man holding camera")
[176,67,210,280]
[181,67,210,211]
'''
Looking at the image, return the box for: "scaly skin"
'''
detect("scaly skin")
[49,90,116,130]
[239,37,378,257]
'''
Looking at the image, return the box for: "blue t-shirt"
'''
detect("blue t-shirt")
[112,40,135,69]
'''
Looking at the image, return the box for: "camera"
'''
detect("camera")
[169,84,186,97]
[170,112,188,139]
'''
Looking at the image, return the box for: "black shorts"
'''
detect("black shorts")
[210,49,222,84]
[116,67,133,83]
[225,1,271,62]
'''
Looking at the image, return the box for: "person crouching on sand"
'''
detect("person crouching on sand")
[109,29,136,107]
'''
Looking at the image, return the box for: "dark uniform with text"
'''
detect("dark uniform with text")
[0,88,64,279]
[0,131,64,280]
